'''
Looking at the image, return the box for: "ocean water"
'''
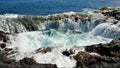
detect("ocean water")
[8,31,111,49]
[1,1,119,67]
[0,0,120,15]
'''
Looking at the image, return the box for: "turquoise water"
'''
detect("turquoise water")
[16,31,111,47]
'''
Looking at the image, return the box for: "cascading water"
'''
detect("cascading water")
[0,12,120,39]
[0,11,120,68]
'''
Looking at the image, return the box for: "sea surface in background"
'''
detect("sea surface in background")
[0,0,120,15]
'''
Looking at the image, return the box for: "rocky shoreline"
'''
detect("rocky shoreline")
[74,38,120,68]
[0,7,120,68]
[0,31,57,68]
[0,30,120,68]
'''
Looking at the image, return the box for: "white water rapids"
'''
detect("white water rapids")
[0,12,120,68]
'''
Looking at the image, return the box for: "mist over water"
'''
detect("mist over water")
[0,0,120,15]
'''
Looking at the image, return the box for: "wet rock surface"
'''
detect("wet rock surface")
[0,53,57,68]
[0,31,57,68]
[0,31,9,42]
[35,47,52,53]
[0,30,120,68]
[0,43,6,49]
[62,49,74,56]
[75,38,120,68]
[0,50,57,68]
[85,38,120,57]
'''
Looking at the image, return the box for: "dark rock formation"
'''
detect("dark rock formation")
[4,48,13,52]
[75,16,79,22]
[102,10,120,20]
[19,57,57,68]
[85,38,120,57]
[73,52,120,68]
[74,38,120,68]
[0,31,57,68]
[0,31,9,42]
[73,52,100,67]
[0,43,6,49]
[62,49,74,56]
[0,51,57,68]
[35,47,52,53]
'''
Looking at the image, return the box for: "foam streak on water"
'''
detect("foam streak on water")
[8,30,111,50]
[6,30,112,68]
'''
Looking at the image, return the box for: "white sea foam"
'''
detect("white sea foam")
[5,30,112,68]
[0,14,18,19]
[0,11,119,68]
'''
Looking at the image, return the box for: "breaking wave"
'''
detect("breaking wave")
[0,10,120,68]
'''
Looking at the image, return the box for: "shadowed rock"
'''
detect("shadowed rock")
[4,48,13,52]
[73,52,100,67]
[0,53,57,68]
[77,38,120,68]
[36,47,52,53]
[62,49,74,56]
[85,39,120,57]
[0,43,6,49]
[73,52,120,68]
[0,31,9,42]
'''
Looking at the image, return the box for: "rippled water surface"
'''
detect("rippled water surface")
[0,0,120,15]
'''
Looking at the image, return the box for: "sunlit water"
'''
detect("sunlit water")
[0,0,120,15]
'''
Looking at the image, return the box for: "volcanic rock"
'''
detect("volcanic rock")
[85,39,120,57]
[0,43,6,49]
[36,47,52,53]
[73,52,100,67]
[62,49,74,56]
[4,48,13,52]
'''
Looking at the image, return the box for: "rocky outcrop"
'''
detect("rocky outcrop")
[0,48,57,68]
[102,10,120,20]
[0,53,57,68]
[35,47,53,53]
[85,38,120,57]
[0,31,57,68]
[72,38,120,68]
[73,52,120,68]
[62,49,74,56]
[0,31,9,42]
[0,30,120,68]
